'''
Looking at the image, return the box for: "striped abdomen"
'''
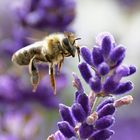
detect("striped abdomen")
[12,41,43,65]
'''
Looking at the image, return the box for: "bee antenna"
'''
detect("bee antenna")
[72,38,81,45]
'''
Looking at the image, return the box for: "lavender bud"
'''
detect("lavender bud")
[128,65,136,75]
[96,32,115,46]
[59,104,75,127]
[77,93,91,116]
[89,129,114,140]
[92,47,104,66]
[101,35,112,58]
[71,103,86,122]
[95,115,115,130]
[78,62,92,83]
[72,72,84,94]
[75,91,80,101]
[54,131,65,140]
[113,81,133,95]
[96,97,115,111]
[114,95,133,107]
[57,121,76,138]
[79,122,94,139]
[89,77,102,93]
[115,65,130,77]
[103,76,119,93]
[111,54,125,69]
[109,45,125,66]
[98,62,110,76]
[81,46,93,65]
[97,103,115,118]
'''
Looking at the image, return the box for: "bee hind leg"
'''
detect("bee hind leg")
[49,64,56,95]
[29,55,40,92]
[58,57,64,74]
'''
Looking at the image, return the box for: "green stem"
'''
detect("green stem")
[91,96,100,112]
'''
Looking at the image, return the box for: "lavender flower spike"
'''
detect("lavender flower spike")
[79,32,136,96]
[47,32,136,140]
[49,88,134,140]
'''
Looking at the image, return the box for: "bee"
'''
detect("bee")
[12,32,81,94]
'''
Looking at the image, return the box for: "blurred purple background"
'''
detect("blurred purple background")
[0,0,140,139]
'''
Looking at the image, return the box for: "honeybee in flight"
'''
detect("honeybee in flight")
[12,32,81,94]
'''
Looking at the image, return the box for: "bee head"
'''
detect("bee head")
[63,32,81,61]
[62,37,76,57]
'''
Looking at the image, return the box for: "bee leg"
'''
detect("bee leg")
[29,55,40,92]
[76,46,81,62]
[58,56,64,74]
[49,64,56,95]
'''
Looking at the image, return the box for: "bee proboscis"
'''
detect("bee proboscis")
[12,32,81,94]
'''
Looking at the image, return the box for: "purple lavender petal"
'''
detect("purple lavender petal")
[113,81,133,95]
[97,103,115,118]
[79,122,94,139]
[92,47,104,66]
[78,62,92,83]
[77,93,91,116]
[128,65,136,75]
[75,91,80,101]
[115,65,130,77]
[71,103,86,122]
[59,104,75,127]
[96,97,115,111]
[111,53,125,69]
[95,115,115,130]
[89,77,102,93]
[89,129,114,140]
[109,45,126,67]
[81,46,93,65]
[57,121,76,138]
[54,131,65,140]
[101,35,113,58]
[103,76,119,94]
[96,32,115,46]
[97,62,110,76]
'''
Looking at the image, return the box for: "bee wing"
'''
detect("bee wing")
[13,41,43,54]
[22,41,43,51]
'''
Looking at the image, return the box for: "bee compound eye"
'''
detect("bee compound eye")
[63,38,69,46]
